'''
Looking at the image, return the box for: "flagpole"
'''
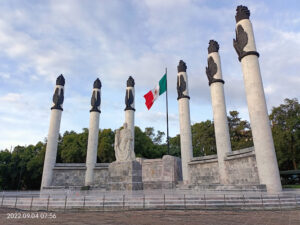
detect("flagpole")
[165,68,170,155]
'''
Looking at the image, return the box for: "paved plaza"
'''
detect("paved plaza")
[1,208,300,225]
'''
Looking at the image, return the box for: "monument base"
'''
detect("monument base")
[107,160,143,191]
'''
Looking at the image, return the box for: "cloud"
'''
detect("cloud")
[0,0,299,149]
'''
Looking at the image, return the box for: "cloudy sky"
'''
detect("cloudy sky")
[0,0,299,150]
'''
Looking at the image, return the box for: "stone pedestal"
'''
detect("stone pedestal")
[141,155,182,190]
[107,161,143,191]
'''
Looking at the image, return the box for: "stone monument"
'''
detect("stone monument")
[41,74,65,189]
[206,40,232,184]
[233,5,282,193]
[107,77,142,191]
[40,5,281,194]
[85,78,102,186]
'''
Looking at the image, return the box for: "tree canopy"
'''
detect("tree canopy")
[270,98,300,170]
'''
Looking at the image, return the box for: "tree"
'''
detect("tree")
[228,111,253,150]
[191,120,216,156]
[169,135,181,157]
[97,129,115,163]
[270,98,300,170]
[60,129,88,163]
[0,150,12,190]
[134,126,156,158]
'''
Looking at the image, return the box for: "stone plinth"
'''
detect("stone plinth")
[141,155,182,189]
[107,160,143,191]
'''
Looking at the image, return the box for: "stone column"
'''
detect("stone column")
[85,78,102,186]
[206,40,232,184]
[233,5,282,192]
[124,76,135,151]
[177,60,193,183]
[41,75,65,189]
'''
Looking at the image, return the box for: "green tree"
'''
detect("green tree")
[228,111,253,150]
[97,129,115,163]
[169,135,181,157]
[60,129,88,163]
[191,120,216,156]
[134,126,156,158]
[270,98,300,170]
[0,150,12,190]
[26,142,46,189]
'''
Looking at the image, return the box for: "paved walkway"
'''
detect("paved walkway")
[1,208,300,225]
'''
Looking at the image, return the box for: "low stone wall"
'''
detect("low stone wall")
[188,147,260,187]
[50,156,182,190]
[140,155,182,189]
[225,147,260,185]
[50,150,259,191]
[52,163,109,188]
[188,155,220,185]
[92,163,110,188]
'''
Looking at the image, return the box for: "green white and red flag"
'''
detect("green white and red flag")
[143,73,167,110]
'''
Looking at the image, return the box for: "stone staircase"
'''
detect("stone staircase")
[176,182,267,192]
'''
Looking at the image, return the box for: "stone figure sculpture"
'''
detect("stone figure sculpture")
[90,78,101,113]
[177,60,190,100]
[114,123,135,162]
[51,74,65,111]
[233,25,248,61]
[125,76,135,111]
[206,56,224,86]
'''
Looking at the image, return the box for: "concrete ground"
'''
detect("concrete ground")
[1,208,300,225]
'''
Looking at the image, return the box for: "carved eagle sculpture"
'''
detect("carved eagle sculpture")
[52,87,64,110]
[125,89,134,110]
[233,25,248,59]
[206,56,218,85]
[177,74,186,99]
[91,90,101,112]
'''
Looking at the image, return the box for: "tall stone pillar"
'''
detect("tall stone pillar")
[206,40,232,184]
[177,60,193,183]
[85,78,102,186]
[233,5,282,192]
[41,75,65,189]
[124,76,135,151]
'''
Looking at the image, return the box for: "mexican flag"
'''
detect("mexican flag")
[144,74,167,110]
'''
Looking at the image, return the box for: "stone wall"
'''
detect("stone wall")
[52,163,109,188]
[50,156,182,190]
[188,147,260,186]
[140,155,182,189]
[225,147,260,184]
[50,150,259,190]
[92,163,109,188]
[188,155,220,185]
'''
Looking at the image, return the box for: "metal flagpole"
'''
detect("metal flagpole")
[165,68,170,155]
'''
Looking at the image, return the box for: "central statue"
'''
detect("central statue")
[114,123,136,162]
